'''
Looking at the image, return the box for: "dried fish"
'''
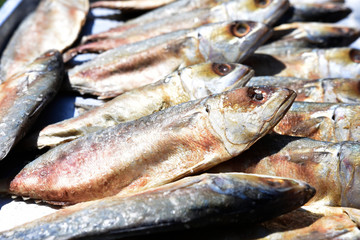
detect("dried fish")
[90,0,176,10]
[9,86,296,204]
[64,0,287,58]
[38,62,254,148]
[0,50,64,161]
[1,173,315,240]
[247,77,360,103]
[262,22,360,49]
[0,0,89,82]
[273,102,360,142]
[210,134,360,208]
[68,20,270,99]
[245,48,360,79]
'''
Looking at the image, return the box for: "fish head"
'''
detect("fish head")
[223,0,290,26]
[179,62,254,99]
[205,86,296,156]
[324,48,360,79]
[197,21,271,63]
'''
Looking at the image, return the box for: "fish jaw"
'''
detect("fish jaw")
[198,21,271,63]
[180,62,254,99]
[207,86,296,156]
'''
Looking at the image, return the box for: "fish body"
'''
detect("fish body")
[64,0,287,58]
[262,22,360,49]
[0,50,64,161]
[9,86,296,204]
[90,0,176,10]
[38,62,254,148]
[248,77,360,103]
[273,102,360,142]
[210,134,360,208]
[68,20,270,99]
[1,173,315,240]
[245,48,360,79]
[0,0,88,82]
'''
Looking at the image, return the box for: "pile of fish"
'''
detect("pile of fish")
[0,0,359,239]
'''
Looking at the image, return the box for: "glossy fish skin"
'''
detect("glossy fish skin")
[263,22,360,49]
[90,0,176,10]
[245,48,360,79]
[0,50,64,161]
[273,102,360,142]
[9,86,296,204]
[2,173,314,240]
[38,63,254,148]
[210,134,360,208]
[247,77,360,103]
[0,0,89,83]
[64,0,287,58]
[68,21,270,99]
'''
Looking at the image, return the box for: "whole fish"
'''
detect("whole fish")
[38,62,254,148]
[68,20,270,99]
[90,0,176,10]
[0,50,64,161]
[244,48,360,79]
[63,0,287,59]
[0,0,89,82]
[1,173,315,240]
[9,86,296,204]
[273,102,360,142]
[247,77,360,103]
[262,22,360,49]
[278,2,351,24]
[210,134,360,208]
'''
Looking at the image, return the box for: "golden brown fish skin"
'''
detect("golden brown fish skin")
[0,0,89,83]
[273,102,360,142]
[1,173,315,240]
[210,134,360,208]
[68,21,270,99]
[90,0,176,10]
[245,48,360,79]
[247,77,360,103]
[9,86,296,204]
[0,50,64,161]
[64,0,288,59]
[38,62,254,148]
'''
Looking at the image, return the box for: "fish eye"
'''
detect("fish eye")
[255,0,271,8]
[350,49,360,63]
[212,63,233,76]
[231,22,251,38]
[248,88,265,101]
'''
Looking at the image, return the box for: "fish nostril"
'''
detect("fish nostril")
[212,63,233,76]
[248,88,265,102]
[231,22,251,38]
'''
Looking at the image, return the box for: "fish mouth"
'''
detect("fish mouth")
[265,0,291,26]
[226,67,255,91]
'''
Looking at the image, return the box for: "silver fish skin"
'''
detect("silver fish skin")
[38,62,254,148]
[0,50,64,161]
[90,0,176,10]
[64,0,287,58]
[262,22,360,49]
[245,48,360,79]
[68,20,270,99]
[210,134,360,208]
[0,0,89,83]
[1,173,315,240]
[273,102,360,142]
[9,86,296,204]
[247,77,360,103]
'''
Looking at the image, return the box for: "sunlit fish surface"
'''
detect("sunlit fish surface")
[0,51,64,161]
[247,77,360,103]
[0,0,88,83]
[68,20,270,99]
[90,0,176,10]
[38,62,254,148]
[273,102,360,142]
[1,173,315,240]
[245,48,360,79]
[210,134,360,208]
[9,86,296,204]
[63,0,287,59]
